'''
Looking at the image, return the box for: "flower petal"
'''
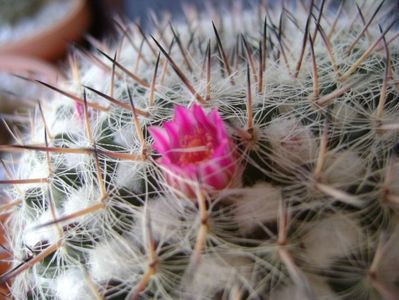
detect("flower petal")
[174,105,198,134]
[201,163,230,190]
[193,104,214,132]
[148,126,170,154]
[162,121,182,160]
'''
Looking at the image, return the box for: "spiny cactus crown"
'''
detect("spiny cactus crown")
[1,0,399,299]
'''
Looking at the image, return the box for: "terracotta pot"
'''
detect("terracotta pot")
[0,0,91,61]
[0,54,60,81]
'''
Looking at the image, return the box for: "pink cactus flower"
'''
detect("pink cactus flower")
[75,102,85,120]
[149,104,240,197]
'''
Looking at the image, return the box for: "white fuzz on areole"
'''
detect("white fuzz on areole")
[322,150,366,187]
[22,210,60,249]
[62,185,101,224]
[265,117,317,168]
[12,274,57,300]
[269,275,338,300]
[132,196,197,245]
[59,152,93,175]
[88,236,144,283]
[112,125,140,149]
[2,0,399,299]
[10,273,32,300]
[302,214,364,269]
[54,268,96,300]
[187,253,253,299]
[223,182,281,235]
[113,160,145,192]
[40,99,84,136]
[15,152,48,192]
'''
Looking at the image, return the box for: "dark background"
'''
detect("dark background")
[93,0,254,36]
[93,0,398,37]
[125,0,207,29]
[123,0,253,28]
[123,0,247,18]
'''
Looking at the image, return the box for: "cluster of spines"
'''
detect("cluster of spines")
[0,0,398,299]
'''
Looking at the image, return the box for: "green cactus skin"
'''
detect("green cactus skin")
[1,1,399,299]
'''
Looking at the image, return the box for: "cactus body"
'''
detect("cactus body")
[2,1,399,299]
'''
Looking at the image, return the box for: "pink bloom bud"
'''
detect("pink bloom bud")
[75,102,85,120]
[149,104,240,197]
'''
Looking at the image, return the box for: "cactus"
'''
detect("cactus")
[1,0,399,299]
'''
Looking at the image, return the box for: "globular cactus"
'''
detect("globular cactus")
[1,0,399,299]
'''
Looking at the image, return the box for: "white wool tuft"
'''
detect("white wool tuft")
[269,275,337,300]
[323,150,365,187]
[225,182,281,234]
[188,254,253,298]
[112,125,139,149]
[114,160,145,192]
[265,117,317,168]
[54,268,96,300]
[16,152,48,193]
[89,236,143,283]
[132,196,196,245]
[62,185,101,223]
[302,214,363,268]
[23,210,59,249]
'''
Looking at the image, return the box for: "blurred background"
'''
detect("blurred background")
[122,0,245,27]
[100,0,252,32]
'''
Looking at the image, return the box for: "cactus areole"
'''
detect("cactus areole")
[1,1,399,299]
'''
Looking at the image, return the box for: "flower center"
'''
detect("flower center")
[178,131,214,165]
